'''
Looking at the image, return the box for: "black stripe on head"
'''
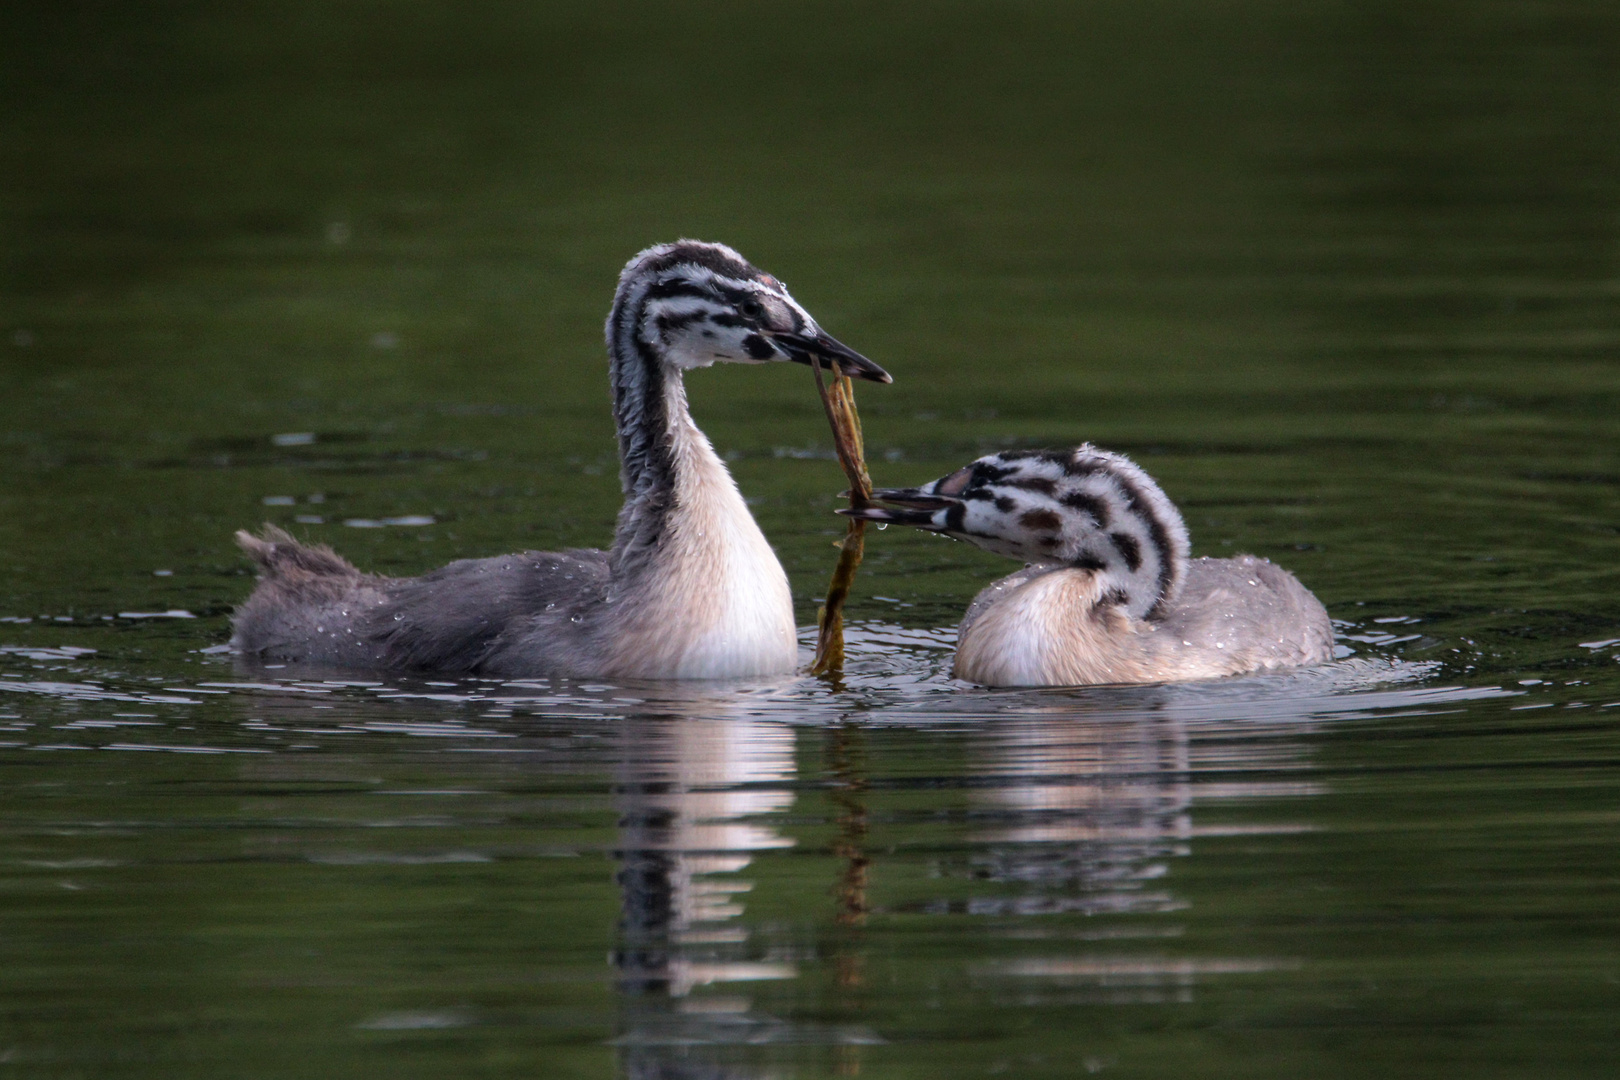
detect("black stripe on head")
[945,501,967,532]
[1072,553,1107,572]
[1109,531,1143,572]
[714,283,765,310]
[655,310,711,336]
[742,334,775,360]
[994,496,1017,514]
[641,242,759,283]
[682,250,757,281]
[1108,472,1176,616]
[972,460,1018,484]
[1060,490,1110,527]
[645,278,708,301]
[1062,456,1110,479]
[1020,508,1062,532]
[1005,477,1057,496]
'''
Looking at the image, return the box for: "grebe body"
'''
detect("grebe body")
[231,241,890,679]
[848,446,1332,687]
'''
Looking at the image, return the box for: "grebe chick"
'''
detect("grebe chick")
[845,445,1333,687]
[231,240,891,679]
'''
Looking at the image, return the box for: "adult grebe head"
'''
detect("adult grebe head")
[608,240,891,382]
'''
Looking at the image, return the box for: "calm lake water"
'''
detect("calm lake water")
[3,2,1619,1076]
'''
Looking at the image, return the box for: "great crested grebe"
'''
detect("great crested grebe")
[845,445,1333,687]
[231,240,890,679]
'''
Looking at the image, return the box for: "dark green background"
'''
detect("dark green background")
[2,2,1618,1077]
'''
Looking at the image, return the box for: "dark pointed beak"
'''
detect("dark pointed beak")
[835,486,958,528]
[868,487,957,510]
[837,505,937,526]
[776,330,892,384]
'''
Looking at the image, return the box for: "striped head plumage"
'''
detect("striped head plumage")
[846,445,1191,620]
[607,240,890,382]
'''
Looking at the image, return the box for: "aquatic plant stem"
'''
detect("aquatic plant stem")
[810,363,873,676]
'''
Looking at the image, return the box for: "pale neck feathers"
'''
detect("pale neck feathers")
[954,567,1162,687]
[596,271,796,680]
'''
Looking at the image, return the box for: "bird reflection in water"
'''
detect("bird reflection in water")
[961,701,1312,1005]
[610,709,798,1078]
[967,708,1194,918]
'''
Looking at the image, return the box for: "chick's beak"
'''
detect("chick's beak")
[868,487,958,510]
[776,330,892,384]
[836,486,957,528]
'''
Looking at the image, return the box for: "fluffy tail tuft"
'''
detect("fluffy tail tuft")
[235,524,359,583]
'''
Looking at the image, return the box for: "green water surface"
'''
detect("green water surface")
[3,2,1619,1077]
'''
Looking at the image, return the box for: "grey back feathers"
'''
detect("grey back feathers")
[232,526,611,674]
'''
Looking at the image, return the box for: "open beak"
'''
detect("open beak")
[836,486,957,528]
[776,330,892,384]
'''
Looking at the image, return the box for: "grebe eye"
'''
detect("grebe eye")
[740,298,764,319]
